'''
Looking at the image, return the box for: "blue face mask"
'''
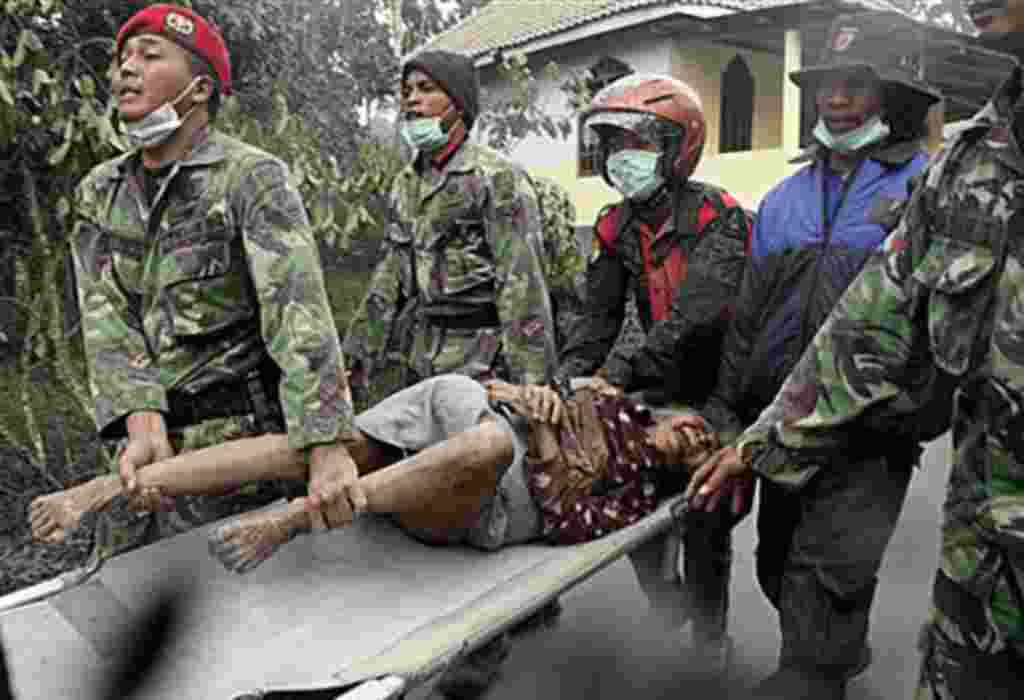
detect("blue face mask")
[813,115,891,154]
[605,149,665,202]
[400,116,450,153]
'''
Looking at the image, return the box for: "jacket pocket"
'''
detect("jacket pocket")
[162,237,253,337]
[912,236,996,376]
[444,218,495,295]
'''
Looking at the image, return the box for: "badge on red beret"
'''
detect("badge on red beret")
[164,11,195,39]
[116,4,232,94]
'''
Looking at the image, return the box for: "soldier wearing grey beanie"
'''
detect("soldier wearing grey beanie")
[401,49,481,131]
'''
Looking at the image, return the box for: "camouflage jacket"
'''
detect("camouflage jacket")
[343,142,557,395]
[529,175,586,352]
[738,69,1024,651]
[558,181,751,403]
[70,128,353,452]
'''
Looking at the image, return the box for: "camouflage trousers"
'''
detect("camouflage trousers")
[914,571,1024,699]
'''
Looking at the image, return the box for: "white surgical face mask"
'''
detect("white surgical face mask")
[119,77,203,150]
[400,116,450,153]
[813,114,891,154]
[605,149,666,202]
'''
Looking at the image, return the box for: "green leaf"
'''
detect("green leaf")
[274,108,291,136]
[32,68,54,95]
[0,79,14,107]
[47,120,75,166]
[56,196,70,222]
[75,76,96,98]
[12,30,30,69]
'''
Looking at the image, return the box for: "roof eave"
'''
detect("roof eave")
[465,4,740,68]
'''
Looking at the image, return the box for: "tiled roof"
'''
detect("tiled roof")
[753,0,905,10]
[425,0,746,57]
[425,0,913,58]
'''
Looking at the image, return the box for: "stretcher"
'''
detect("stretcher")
[0,494,686,700]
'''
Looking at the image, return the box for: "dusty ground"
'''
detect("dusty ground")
[0,446,99,595]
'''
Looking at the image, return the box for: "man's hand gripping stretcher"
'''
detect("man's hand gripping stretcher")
[29,377,718,574]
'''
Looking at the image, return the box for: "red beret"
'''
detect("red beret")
[116,4,232,95]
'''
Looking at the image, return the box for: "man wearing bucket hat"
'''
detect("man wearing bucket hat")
[688,13,939,698]
[557,74,752,675]
[688,6,1024,699]
[68,4,358,548]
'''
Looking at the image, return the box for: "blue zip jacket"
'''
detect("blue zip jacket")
[702,139,929,438]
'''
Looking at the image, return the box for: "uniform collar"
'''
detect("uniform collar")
[402,139,479,205]
[986,64,1024,125]
[964,65,1024,175]
[115,126,227,178]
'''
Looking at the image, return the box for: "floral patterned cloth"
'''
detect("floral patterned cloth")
[523,386,662,545]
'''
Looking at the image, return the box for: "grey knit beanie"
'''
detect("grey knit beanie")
[402,49,481,130]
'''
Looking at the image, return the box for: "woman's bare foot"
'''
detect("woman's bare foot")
[29,474,122,544]
[208,500,313,574]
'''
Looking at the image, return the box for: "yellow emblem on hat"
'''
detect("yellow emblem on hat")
[165,12,195,37]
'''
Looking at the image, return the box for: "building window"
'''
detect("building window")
[577,56,634,177]
[719,55,754,153]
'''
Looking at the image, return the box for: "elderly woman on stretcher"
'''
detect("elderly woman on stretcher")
[30,375,717,573]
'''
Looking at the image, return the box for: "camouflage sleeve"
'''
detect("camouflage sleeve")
[490,169,557,384]
[626,199,750,396]
[531,177,586,351]
[737,170,939,490]
[341,218,409,395]
[237,158,355,451]
[70,191,169,437]
[557,234,629,379]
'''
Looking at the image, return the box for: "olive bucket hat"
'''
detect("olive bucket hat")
[790,12,941,111]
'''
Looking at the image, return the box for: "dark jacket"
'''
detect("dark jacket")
[558,180,752,404]
[701,139,929,440]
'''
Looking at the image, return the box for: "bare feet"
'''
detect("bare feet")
[29,475,122,544]
[208,500,313,574]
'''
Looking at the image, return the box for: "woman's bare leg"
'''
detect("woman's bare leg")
[210,418,515,573]
[30,431,399,544]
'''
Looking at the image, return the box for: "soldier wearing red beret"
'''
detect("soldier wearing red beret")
[61,4,360,548]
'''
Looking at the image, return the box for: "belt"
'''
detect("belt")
[167,381,255,429]
[423,305,501,330]
[166,362,282,431]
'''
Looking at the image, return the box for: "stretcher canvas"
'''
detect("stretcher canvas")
[0,496,682,699]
